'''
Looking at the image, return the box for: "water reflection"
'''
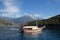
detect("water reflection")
[19,32,42,40]
[22,31,42,38]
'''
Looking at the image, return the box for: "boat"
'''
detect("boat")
[22,26,46,32]
[20,15,46,32]
[20,20,46,32]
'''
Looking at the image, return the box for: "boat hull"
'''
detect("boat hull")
[23,28,43,33]
[19,26,46,33]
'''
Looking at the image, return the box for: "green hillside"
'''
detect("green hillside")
[27,14,60,26]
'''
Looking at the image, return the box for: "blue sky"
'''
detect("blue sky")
[0,0,60,19]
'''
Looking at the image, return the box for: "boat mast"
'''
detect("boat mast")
[34,13,39,26]
[36,18,37,26]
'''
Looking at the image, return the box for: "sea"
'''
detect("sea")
[0,26,60,40]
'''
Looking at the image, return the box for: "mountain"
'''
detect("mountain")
[44,14,60,24]
[0,16,15,21]
[12,15,43,24]
[0,16,15,25]
[0,15,43,24]
[13,15,34,24]
[0,12,14,21]
[27,14,60,25]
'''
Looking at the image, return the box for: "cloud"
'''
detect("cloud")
[44,16,52,19]
[24,12,40,19]
[34,13,39,17]
[0,0,22,18]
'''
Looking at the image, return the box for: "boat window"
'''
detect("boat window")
[28,28,32,30]
[25,28,32,30]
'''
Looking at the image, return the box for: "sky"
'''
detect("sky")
[0,0,60,19]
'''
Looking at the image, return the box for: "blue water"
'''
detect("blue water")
[0,26,60,40]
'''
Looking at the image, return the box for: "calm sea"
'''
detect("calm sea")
[0,26,60,40]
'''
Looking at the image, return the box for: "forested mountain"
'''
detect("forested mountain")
[27,14,60,26]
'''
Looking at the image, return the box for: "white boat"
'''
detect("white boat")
[22,26,46,32]
[20,15,46,32]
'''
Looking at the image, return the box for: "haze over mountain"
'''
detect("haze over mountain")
[0,15,43,24]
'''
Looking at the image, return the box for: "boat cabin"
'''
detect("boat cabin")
[23,26,38,30]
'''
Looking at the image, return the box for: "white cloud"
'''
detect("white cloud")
[0,0,22,18]
[24,12,40,19]
[34,13,39,17]
[44,16,52,19]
